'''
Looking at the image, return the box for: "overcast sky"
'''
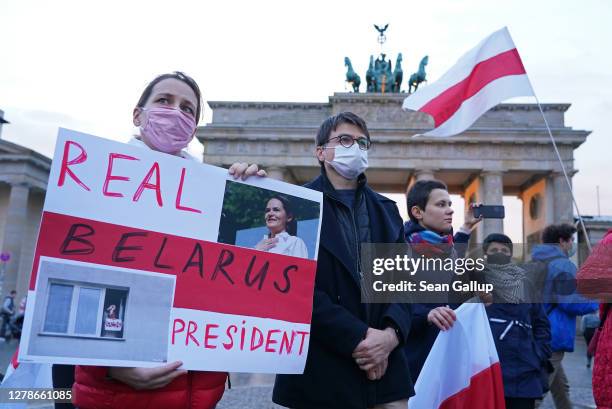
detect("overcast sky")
[1,0,610,242]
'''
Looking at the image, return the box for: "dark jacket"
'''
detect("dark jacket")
[402,221,469,381]
[532,244,598,352]
[273,172,414,409]
[486,302,551,398]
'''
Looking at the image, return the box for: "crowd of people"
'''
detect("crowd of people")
[3,72,610,409]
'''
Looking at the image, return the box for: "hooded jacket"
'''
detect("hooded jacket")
[531,244,598,352]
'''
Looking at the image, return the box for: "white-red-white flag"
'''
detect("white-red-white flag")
[408,303,505,409]
[1,346,52,388]
[0,346,53,409]
[403,27,533,137]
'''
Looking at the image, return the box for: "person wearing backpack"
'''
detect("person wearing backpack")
[531,223,598,409]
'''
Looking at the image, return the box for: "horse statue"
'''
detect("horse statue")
[366,55,375,92]
[408,55,429,93]
[344,56,361,93]
[392,53,403,92]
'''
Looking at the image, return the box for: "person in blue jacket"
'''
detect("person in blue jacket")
[483,233,551,409]
[531,223,598,409]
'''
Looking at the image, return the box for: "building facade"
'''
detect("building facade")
[199,93,589,243]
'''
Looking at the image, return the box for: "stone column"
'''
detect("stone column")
[266,167,293,182]
[481,171,504,238]
[1,183,29,295]
[406,169,437,200]
[463,176,483,243]
[552,172,574,223]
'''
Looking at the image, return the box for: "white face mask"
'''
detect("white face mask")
[325,144,368,180]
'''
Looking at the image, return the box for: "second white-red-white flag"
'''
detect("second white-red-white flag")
[408,303,505,409]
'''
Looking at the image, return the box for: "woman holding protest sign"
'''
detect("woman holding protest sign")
[71,71,266,409]
[255,195,308,258]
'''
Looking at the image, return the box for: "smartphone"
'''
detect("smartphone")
[473,205,505,219]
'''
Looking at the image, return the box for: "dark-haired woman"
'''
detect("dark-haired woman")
[255,196,308,258]
[72,72,265,409]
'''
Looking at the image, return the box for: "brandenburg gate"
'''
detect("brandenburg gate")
[198,93,589,243]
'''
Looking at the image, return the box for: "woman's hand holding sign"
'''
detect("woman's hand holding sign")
[228,162,267,180]
[108,361,187,390]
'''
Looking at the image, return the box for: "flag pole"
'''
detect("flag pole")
[530,93,592,252]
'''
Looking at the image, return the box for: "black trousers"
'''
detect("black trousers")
[52,364,76,409]
[505,397,535,409]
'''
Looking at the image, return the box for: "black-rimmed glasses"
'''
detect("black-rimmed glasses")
[326,134,371,150]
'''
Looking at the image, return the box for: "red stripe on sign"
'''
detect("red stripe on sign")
[438,362,505,409]
[420,49,527,127]
[11,347,19,369]
[31,211,316,324]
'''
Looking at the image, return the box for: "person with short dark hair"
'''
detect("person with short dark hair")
[273,112,413,409]
[403,179,482,380]
[483,234,551,409]
[532,223,598,409]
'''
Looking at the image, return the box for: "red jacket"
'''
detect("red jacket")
[593,304,611,409]
[73,366,227,409]
[577,229,612,408]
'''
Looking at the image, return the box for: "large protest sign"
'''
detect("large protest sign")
[19,129,322,374]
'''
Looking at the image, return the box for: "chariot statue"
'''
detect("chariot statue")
[343,24,428,94]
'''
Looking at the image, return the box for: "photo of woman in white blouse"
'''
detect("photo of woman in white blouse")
[255,195,308,258]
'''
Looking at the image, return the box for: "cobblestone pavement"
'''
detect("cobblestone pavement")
[0,333,595,409]
[218,337,596,409]
[539,336,596,409]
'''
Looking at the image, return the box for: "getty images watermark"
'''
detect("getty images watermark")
[359,243,582,304]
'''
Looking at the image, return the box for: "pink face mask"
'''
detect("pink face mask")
[139,106,196,153]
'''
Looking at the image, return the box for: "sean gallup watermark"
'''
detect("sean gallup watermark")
[359,243,583,304]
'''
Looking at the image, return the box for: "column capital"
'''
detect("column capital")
[551,170,577,179]
[481,169,505,177]
[9,181,31,189]
[414,168,438,181]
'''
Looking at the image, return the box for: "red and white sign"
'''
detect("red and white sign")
[19,128,322,374]
[408,303,505,409]
[104,318,123,331]
[403,27,534,137]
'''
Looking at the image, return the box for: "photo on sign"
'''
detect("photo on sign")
[25,258,175,364]
[217,181,321,260]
